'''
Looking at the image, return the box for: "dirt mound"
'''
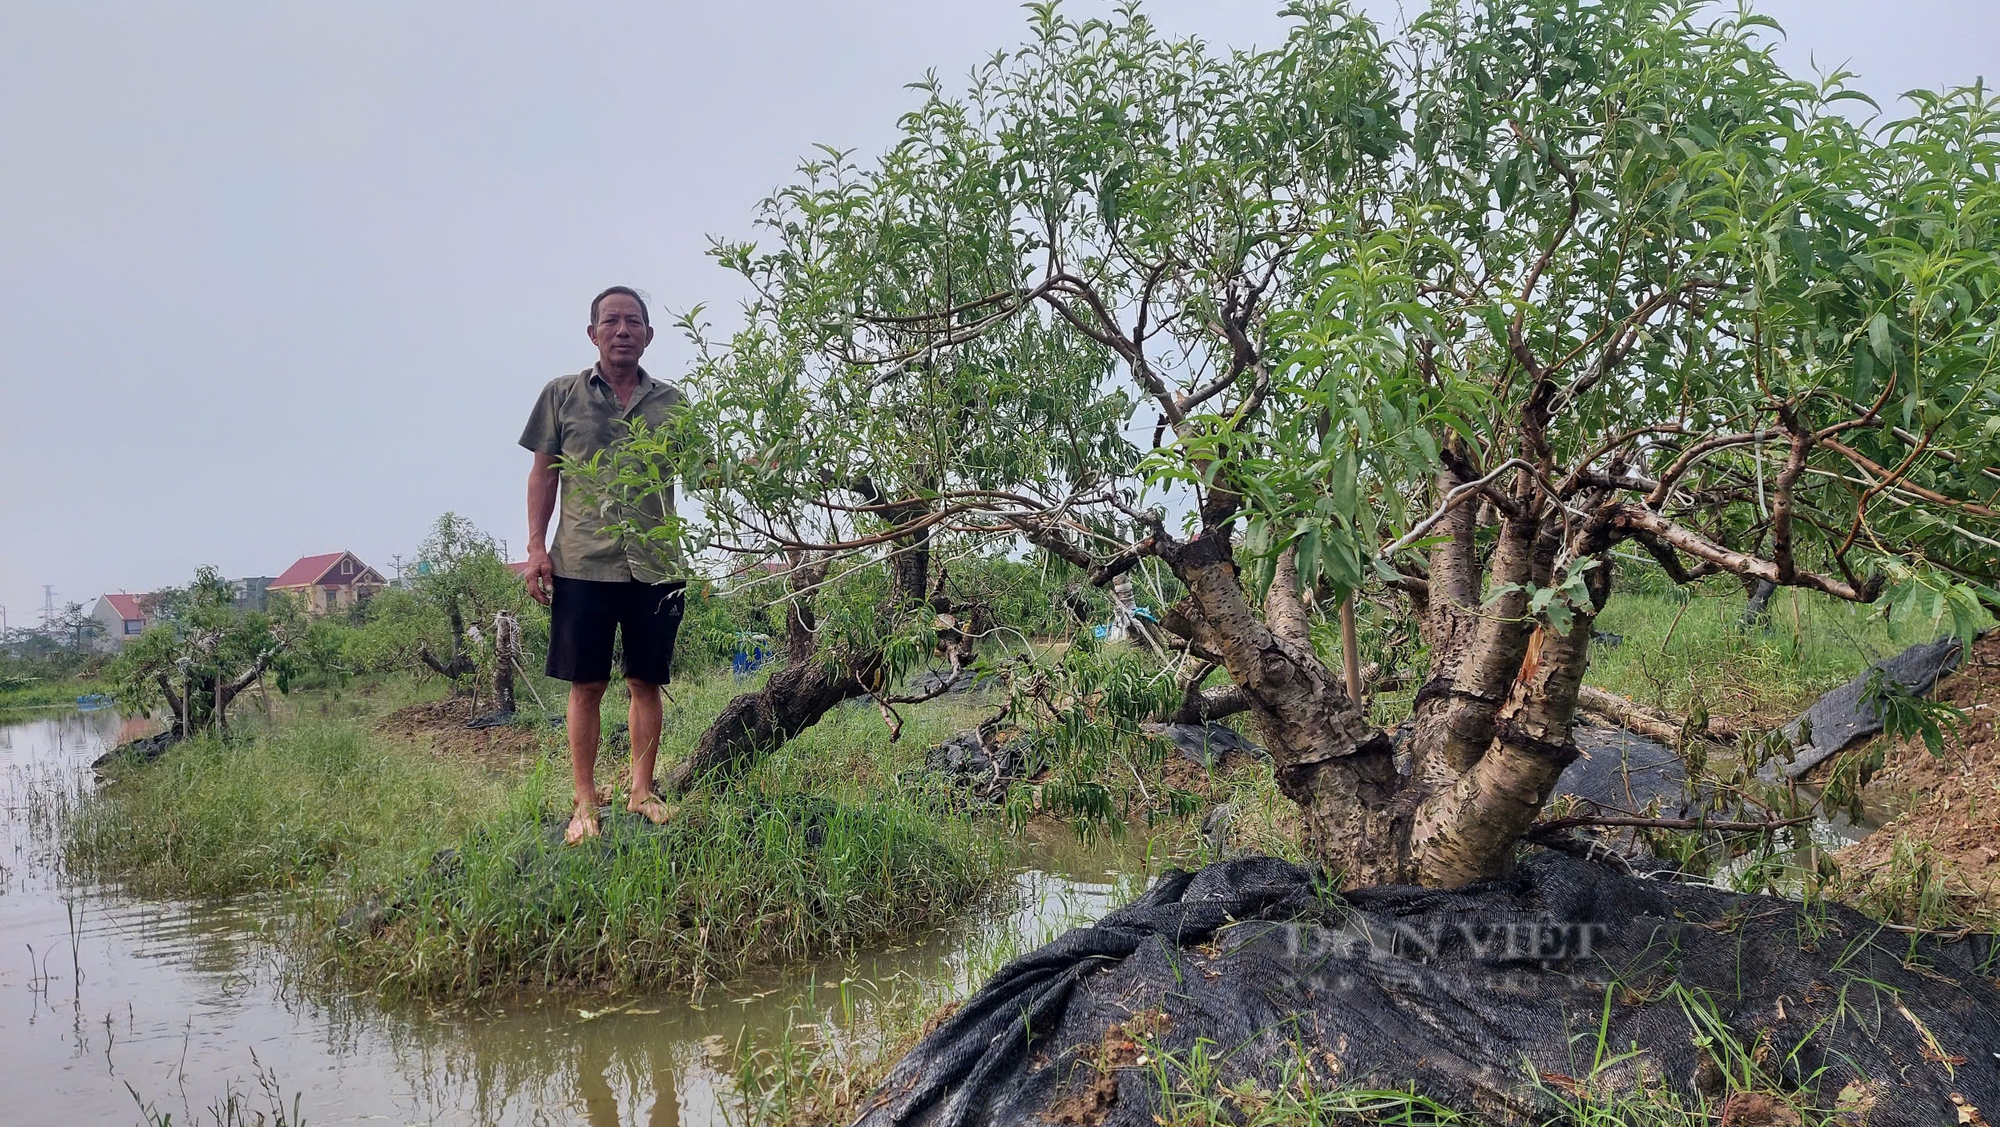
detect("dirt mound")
[1833,632,2000,928]
[858,852,2000,1127]
[376,697,552,769]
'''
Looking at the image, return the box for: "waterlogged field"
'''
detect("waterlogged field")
[2,702,1157,1126]
[8,585,1989,1125]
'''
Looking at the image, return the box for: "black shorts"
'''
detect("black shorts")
[546,577,686,685]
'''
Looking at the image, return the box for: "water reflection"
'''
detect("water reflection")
[0,710,1140,1125]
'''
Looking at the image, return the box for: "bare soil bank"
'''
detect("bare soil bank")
[377,696,550,769]
[1833,631,2000,926]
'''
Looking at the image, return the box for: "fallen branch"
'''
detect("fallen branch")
[1168,682,1253,726]
[1576,685,1740,744]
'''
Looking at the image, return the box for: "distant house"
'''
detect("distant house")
[89,593,154,652]
[268,551,387,615]
[231,576,277,611]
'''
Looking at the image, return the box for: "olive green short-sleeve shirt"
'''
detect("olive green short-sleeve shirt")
[520,365,686,584]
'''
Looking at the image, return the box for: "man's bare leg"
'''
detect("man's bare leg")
[625,677,673,824]
[566,680,610,844]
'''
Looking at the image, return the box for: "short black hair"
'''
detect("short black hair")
[590,285,650,326]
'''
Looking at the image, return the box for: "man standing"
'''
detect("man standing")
[521,286,686,844]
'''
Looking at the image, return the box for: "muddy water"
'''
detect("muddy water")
[0,712,1144,1125]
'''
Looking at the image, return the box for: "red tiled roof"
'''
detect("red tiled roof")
[270,551,350,589]
[104,593,145,620]
[507,561,533,576]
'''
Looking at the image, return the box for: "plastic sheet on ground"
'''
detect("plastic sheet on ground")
[1555,722,1695,816]
[1770,636,1967,780]
[1140,721,1267,769]
[858,852,2000,1126]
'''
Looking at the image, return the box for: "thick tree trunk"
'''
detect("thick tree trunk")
[1406,502,1550,787]
[419,603,478,684]
[1401,467,1483,782]
[157,672,189,737]
[213,651,275,738]
[661,659,870,793]
[1155,483,1625,888]
[491,612,519,715]
[665,531,941,795]
[1163,660,1253,725]
[1407,548,1613,886]
[1164,532,1410,886]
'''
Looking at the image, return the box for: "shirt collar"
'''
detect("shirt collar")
[588,363,656,400]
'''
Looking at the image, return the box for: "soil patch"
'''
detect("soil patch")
[377,697,551,770]
[1830,632,2000,927]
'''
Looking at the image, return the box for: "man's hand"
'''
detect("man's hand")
[525,548,555,606]
[526,452,560,605]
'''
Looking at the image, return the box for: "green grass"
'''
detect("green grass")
[0,676,111,712]
[329,764,1001,997]
[1584,579,1977,727]
[65,668,1008,997]
[70,719,501,898]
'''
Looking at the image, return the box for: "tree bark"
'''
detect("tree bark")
[491,612,519,716]
[1162,531,1410,886]
[1576,685,1739,744]
[1164,659,1253,725]
[1406,502,1548,787]
[213,650,275,737]
[1407,547,1613,886]
[664,534,938,795]
[1400,465,1486,783]
[662,658,871,793]
[419,646,476,680]
[156,672,188,737]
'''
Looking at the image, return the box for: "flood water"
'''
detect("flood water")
[1,711,1142,1126]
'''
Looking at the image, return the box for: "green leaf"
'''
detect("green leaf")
[1867,312,1892,362]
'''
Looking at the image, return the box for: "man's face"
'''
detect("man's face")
[587,293,654,369]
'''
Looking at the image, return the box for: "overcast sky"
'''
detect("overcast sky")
[2,1,1994,627]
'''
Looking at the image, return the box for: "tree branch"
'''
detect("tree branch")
[1611,505,1878,602]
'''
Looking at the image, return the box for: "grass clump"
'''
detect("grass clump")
[333,766,1001,997]
[71,719,499,898]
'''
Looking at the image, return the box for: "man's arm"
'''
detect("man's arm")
[525,452,559,605]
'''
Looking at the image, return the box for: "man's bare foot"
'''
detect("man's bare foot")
[565,801,602,845]
[627,790,675,826]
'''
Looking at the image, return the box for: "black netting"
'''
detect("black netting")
[1773,637,1966,779]
[860,852,1999,1126]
